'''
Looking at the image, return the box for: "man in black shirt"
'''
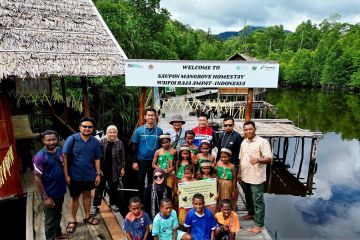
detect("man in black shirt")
[217,117,243,172]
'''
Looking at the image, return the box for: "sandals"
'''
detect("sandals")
[83,217,99,225]
[66,221,78,234]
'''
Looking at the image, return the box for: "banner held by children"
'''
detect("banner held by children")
[178,178,217,208]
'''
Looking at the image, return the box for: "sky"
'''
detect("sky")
[160,0,360,34]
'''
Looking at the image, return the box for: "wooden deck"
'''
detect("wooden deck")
[22,171,127,240]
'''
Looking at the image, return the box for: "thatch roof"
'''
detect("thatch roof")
[0,0,127,80]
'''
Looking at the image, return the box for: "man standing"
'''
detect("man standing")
[192,113,217,149]
[237,121,272,235]
[132,108,163,195]
[166,115,187,151]
[33,130,67,239]
[217,117,243,170]
[63,117,102,234]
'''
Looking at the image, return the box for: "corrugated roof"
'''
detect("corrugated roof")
[0,0,127,80]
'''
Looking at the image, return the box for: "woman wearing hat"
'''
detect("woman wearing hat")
[166,115,187,150]
[152,134,176,190]
[216,148,237,210]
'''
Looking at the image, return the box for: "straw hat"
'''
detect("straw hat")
[169,115,186,125]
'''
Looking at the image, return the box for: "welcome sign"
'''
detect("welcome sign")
[125,59,279,88]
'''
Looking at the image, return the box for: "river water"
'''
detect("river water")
[264,89,360,240]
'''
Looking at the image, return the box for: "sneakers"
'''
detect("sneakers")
[90,206,99,217]
[110,205,119,212]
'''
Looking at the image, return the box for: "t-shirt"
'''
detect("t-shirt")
[32,147,66,199]
[123,211,152,240]
[62,133,102,181]
[193,126,214,148]
[132,125,163,160]
[152,210,179,239]
[184,208,217,240]
[215,211,240,233]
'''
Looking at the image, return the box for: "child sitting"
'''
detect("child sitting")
[123,197,152,240]
[184,193,217,240]
[152,198,192,240]
[215,199,240,240]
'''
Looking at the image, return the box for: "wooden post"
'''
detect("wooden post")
[48,77,55,114]
[139,87,147,126]
[81,76,90,117]
[306,138,318,195]
[245,88,253,121]
[60,77,69,123]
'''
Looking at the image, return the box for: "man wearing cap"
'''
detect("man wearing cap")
[132,108,163,196]
[237,121,272,235]
[166,115,187,152]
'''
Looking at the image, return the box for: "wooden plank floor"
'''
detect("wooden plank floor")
[23,171,125,240]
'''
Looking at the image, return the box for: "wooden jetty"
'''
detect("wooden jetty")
[23,171,127,240]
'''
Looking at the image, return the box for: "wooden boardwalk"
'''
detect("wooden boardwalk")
[23,171,127,240]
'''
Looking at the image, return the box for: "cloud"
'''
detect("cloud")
[161,0,360,33]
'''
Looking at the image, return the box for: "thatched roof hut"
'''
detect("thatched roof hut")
[0,0,127,80]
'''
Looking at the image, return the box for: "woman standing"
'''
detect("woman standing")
[143,168,172,220]
[91,125,125,215]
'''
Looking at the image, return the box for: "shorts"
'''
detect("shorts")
[177,230,185,240]
[69,179,95,198]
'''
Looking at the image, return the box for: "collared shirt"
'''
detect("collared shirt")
[63,133,102,181]
[123,211,152,240]
[239,136,272,184]
[32,147,66,199]
[133,124,163,160]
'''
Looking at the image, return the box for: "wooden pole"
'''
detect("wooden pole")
[245,88,253,121]
[139,87,147,126]
[48,77,55,114]
[60,77,69,123]
[81,76,90,117]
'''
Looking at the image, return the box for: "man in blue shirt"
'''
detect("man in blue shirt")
[33,130,67,239]
[132,108,163,195]
[62,117,102,233]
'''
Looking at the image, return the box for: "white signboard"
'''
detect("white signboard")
[125,59,279,88]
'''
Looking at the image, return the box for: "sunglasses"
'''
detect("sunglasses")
[81,125,94,129]
[224,124,233,127]
[153,174,164,180]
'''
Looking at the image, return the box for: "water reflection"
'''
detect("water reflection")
[264,89,360,240]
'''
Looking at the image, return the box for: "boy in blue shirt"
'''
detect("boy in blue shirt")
[152,198,191,240]
[184,193,217,240]
[123,197,152,240]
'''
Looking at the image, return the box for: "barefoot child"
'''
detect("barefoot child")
[152,198,191,240]
[216,148,237,210]
[177,165,197,225]
[215,199,240,240]
[152,134,176,189]
[184,193,217,240]
[196,139,215,173]
[123,197,152,240]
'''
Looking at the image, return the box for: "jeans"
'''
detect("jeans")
[241,182,265,227]
[93,177,119,207]
[43,196,64,240]
[137,160,153,198]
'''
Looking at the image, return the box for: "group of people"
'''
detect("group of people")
[33,107,272,240]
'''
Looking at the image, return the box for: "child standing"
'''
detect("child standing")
[184,130,198,162]
[184,193,217,240]
[215,199,240,240]
[196,139,215,173]
[123,197,152,240]
[152,198,191,240]
[176,146,193,181]
[216,148,237,210]
[152,134,176,189]
[177,165,197,225]
[198,160,217,213]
